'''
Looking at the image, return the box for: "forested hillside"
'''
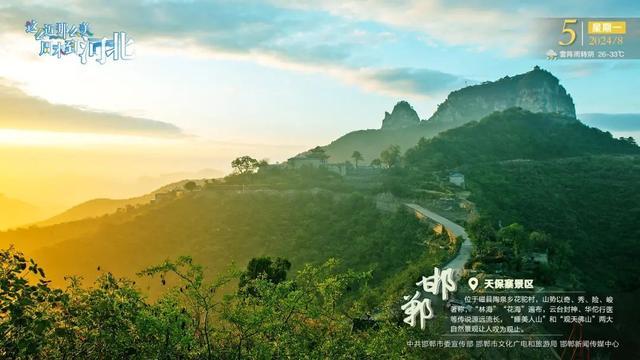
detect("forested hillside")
[405,108,639,169]
[465,156,640,292]
[400,108,639,289]
[3,98,638,359]
[1,189,430,289]
[395,108,640,357]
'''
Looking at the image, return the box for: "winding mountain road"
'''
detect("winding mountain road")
[405,203,473,278]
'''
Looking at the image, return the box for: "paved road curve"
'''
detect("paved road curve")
[405,203,473,278]
[405,204,561,359]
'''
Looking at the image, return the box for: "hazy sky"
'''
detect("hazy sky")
[0,0,639,212]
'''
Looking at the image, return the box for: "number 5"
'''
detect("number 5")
[559,19,577,46]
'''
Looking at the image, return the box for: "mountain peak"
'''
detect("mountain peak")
[427,66,576,128]
[381,101,420,129]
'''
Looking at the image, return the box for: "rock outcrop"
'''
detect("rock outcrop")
[320,67,578,162]
[381,101,421,129]
[427,66,576,128]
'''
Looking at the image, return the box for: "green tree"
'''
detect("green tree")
[184,181,197,191]
[380,145,401,168]
[351,151,364,168]
[138,256,238,359]
[370,158,382,168]
[467,217,497,255]
[239,256,291,292]
[231,156,260,175]
[56,273,184,359]
[620,136,637,146]
[528,231,550,252]
[497,223,528,271]
[0,248,61,358]
[219,258,384,359]
[257,158,270,170]
[308,146,330,164]
[1,246,485,359]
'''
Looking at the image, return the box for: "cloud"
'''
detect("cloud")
[275,0,640,56]
[273,0,538,56]
[550,61,640,79]
[355,67,469,97]
[1,0,490,99]
[0,80,183,136]
[6,0,636,61]
[553,62,610,78]
[1,0,363,66]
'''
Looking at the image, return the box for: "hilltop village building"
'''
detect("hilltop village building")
[287,155,323,169]
[286,154,378,177]
[448,172,465,188]
[151,189,184,203]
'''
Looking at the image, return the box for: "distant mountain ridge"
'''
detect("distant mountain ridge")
[34,178,210,227]
[0,194,43,230]
[322,66,577,162]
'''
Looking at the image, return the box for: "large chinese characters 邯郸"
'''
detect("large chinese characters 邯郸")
[401,267,457,330]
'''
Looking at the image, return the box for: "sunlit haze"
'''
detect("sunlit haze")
[1,0,638,219]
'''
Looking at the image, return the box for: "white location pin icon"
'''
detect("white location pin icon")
[468,277,479,291]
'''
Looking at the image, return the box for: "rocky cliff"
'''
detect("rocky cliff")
[319,66,578,162]
[381,101,421,129]
[427,66,575,128]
